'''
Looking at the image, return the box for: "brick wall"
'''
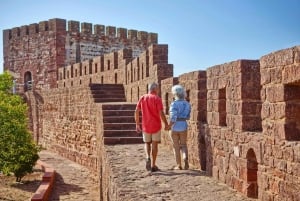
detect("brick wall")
[38,87,100,170]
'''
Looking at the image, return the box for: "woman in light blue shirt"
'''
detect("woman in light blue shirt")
[168,85,191,170]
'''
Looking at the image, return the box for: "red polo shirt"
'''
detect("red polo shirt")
[136,92,163,133]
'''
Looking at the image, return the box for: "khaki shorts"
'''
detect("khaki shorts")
[143,131,161,143]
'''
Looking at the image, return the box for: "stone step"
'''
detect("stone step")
[103,130,140,137]
[89,83,124,90]
[102,110,134,116]
[104,137,143,144]
[89,84,126,103]
[101,102,142,145]
[103,116,135,123]
[94,98,126,103]
[92,92,125,98]
[102,104,136,110]
[103,123,136,130]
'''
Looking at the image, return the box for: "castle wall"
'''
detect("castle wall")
[38,87,101,171]
[124,44,173,103]
[258,46,300,201]
[205,60,263,198]
[57,44,173,103]
[3,18,157,93]
[3,19,300,201]
[3,19,66,90]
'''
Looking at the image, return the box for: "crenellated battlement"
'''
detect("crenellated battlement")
[4,18,158,43]
[57,44,172,92]
[4,18,67,39]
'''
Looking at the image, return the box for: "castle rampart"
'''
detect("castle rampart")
[3,19,300,201]
[57,44,173,103]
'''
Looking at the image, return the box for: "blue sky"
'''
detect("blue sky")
[1,0,300,76]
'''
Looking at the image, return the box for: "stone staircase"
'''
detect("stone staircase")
[89,84,143,145]
[102,104,143,144]
[89,83,126,102]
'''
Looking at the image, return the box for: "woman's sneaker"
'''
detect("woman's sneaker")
[184,159,189,170]
[173,166,182,170]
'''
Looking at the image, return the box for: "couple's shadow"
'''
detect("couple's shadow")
[149,168,206,177]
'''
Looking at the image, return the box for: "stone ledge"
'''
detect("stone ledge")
[31,160,56,201]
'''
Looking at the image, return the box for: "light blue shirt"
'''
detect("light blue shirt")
[169,99,191,132]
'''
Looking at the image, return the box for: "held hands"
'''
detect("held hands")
[164,123,172,131]
[137,123,171,132]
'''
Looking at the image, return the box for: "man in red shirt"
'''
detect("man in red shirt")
[135,82,168,172]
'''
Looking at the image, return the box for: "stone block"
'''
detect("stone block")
[266,85,284,103]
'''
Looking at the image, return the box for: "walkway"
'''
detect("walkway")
[39,150,99,201]
[39,145,256,201]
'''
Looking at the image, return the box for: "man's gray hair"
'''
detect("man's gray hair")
[148,82,159,92]
[171,85,186,100]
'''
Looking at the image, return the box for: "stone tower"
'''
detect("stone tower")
[3,18,157,92]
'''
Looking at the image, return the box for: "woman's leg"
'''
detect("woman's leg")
[179,130,189,169]
[170,131,181,168]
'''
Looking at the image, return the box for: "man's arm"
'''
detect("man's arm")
[135,108,142,133]
[160,110,169,130]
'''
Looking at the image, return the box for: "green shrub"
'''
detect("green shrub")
[0,71,40,182]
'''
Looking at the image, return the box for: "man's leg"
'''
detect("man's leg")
[145,142,151,171]
[150,131,161,171]
[143,133,152,171]
[145,142,151,159]
[151,141,158,168]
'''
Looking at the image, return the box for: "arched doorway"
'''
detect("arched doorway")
[24,71,32,91]
[246,148,258,198]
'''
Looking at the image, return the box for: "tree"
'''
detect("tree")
[0,71,40,182]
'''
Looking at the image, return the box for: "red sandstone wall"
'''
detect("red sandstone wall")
[124,44,173,103]
[57,44,173,103]
[3,19,66,91]
[206,60,263,198]
[38,87,100,171]
[259,46,300,201]
[3,18,157,93]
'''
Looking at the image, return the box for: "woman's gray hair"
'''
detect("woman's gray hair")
[171,85,186,100]
[148,82,159,92]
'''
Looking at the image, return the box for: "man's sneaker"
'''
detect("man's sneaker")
[146,158,151,171]
[184,159,189,170]
[151,165,160,172]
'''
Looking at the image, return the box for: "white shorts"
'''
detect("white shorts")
[143,131,161,143]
